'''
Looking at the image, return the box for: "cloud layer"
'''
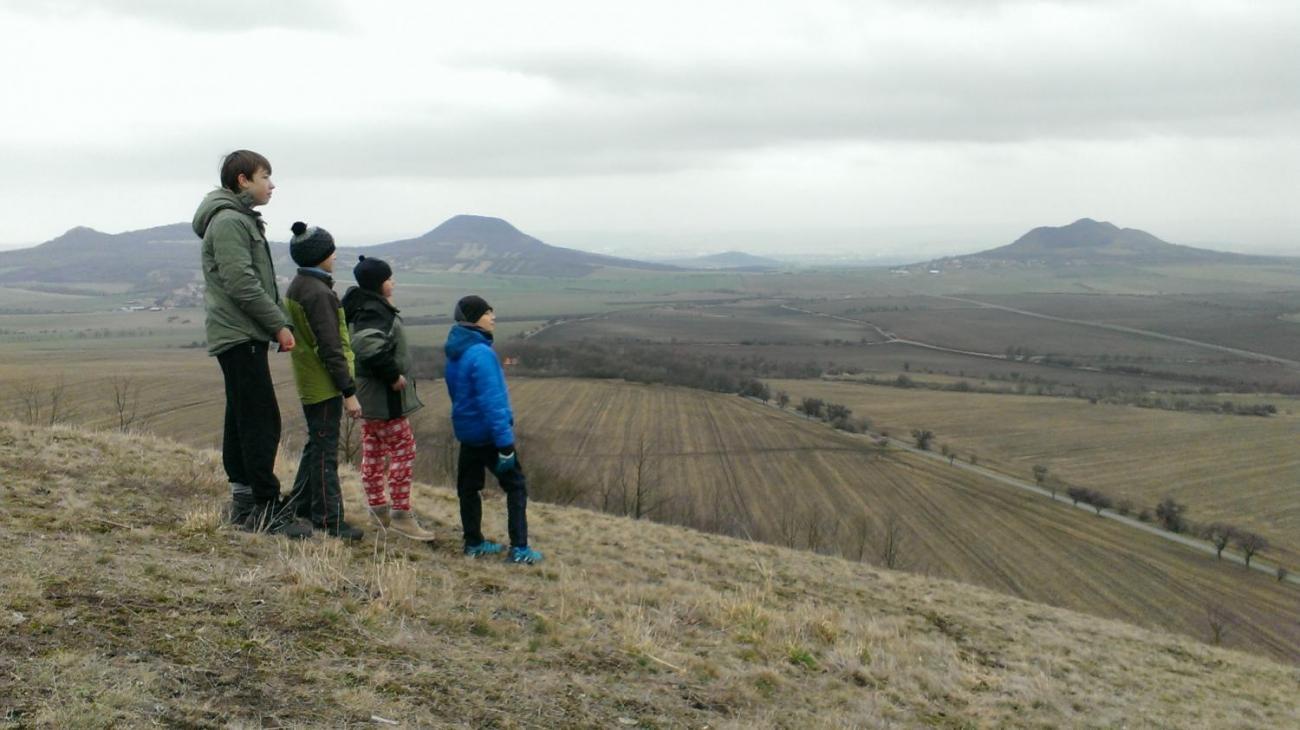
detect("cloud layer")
[0,0,1296,253]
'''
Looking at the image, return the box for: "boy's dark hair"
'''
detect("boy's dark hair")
[220,150,272,193]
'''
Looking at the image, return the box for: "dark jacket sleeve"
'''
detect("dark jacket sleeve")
[350,308,402,385]
[302,283,356,397]
[468,346,515,448]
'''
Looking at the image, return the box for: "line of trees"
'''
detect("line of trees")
[1028,466,1281,576]
[788,394,871,434]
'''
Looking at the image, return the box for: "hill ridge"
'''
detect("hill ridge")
[2,419,1297,727]
[944,218,1281,266]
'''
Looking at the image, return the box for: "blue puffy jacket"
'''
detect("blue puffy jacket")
[444,324,515,448]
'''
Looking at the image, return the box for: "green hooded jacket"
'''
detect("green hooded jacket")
[285,269,356,405]
[193,188,289,356]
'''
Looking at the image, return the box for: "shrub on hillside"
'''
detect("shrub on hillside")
[1155,497,1188,534]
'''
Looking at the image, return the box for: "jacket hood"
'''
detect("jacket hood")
[445,323,492,361]
[192,188,260,238]
[341,285,397,324]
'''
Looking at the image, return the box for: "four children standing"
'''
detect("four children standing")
[198,149,539,561]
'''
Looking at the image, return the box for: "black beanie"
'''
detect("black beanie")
[454,295,492,324]
[353,255,392,293]
[289,221,336,267]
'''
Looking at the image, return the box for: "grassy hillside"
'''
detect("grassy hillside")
[2,421,1298,728]
[2,352,1298,664]
[766,379,1300,568]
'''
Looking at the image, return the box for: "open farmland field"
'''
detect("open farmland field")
[767,379,1300,567]
[531,302,888,345]
[796,295,1300,391]
[470,379,1300,662]
[966,291,1300,363]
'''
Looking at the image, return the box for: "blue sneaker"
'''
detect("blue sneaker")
[464,540,505,558]
[508,546,543,565]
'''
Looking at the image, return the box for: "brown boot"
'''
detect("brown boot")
[368,504,391,529]
[389,509,436,542]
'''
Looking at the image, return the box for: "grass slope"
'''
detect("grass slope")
[2,422,1299,728]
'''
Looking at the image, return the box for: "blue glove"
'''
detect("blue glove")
[494,449,517,475]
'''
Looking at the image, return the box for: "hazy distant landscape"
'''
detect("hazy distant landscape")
[3,213,1299,724]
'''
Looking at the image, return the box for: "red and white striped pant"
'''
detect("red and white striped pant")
[360,417,416,510]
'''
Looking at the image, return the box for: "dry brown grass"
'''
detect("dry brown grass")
[3,352,1299,666]
[2,420,1299,728]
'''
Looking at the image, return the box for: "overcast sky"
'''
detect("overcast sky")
[0,0,1296,257]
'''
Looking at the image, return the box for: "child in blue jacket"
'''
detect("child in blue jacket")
[444,295,542,564]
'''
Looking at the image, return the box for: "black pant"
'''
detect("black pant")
[457,443,528,548]
[287,397,344,530]
[216,341,282,502]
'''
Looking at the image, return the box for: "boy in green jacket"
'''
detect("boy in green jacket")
[193,150,308,538]
[283,221,364,541]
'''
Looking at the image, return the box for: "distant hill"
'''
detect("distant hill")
[0,215,671,293]
[355,215,675,277]
[662,250,783,271]
[939,218,1283,266]
[0,223,198,290]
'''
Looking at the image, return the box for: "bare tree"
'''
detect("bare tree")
[47,375,73,426]
[526,456,587,506]
[1234,531,1269,567]
[776,391,790,409]
[774,506,801,549]
[1202,523,1236,560]
[910,429,934,451]
[615,435,667,520]
[1204,603,1235,646]
[11,379,44,425]
[803,509,839,555]
[1032,464,1049,494]
[599,459,629,515]
[1089,491,1112,516]
[967,453,978,466]
[340,412,362,466]
[849,512,872,562]
[879,513,906,569]
[1156,497,1188,533]
[109,375,141,432]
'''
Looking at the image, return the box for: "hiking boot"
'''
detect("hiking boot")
[508,546,543,565]
[226,496,257,526]
[389,509,435,542]
[241,499,312,540]
[318,521,364,542]
[463,539,505,558]
[369,504,391,529]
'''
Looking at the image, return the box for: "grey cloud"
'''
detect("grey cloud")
[12,0,351,32]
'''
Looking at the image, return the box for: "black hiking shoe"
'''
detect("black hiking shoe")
[241,499,313,540]
[226,497,257,526]
[317,520,364,542]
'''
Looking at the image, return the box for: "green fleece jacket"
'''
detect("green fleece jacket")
[285,269,356,405]
[192,188,289,356]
